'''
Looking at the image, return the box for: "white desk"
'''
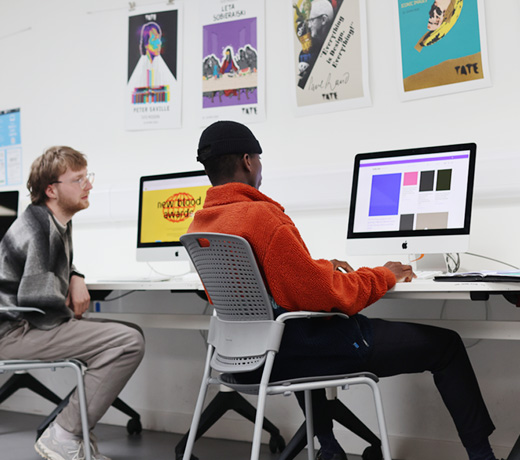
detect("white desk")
[86,275,210,330]
[387,279,520,300]
[86,278,520,339]
[87,275,203,292]
[87,276,520,292]
[385,280,520,340]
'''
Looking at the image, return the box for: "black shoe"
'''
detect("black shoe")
[316,448,348,460]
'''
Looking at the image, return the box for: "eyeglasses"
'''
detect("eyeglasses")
[307,14,326,23]
[52,172,95,190]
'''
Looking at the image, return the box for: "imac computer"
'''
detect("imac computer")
[346,143,476,273]
[0,191,19,240]
[137,170,211,263]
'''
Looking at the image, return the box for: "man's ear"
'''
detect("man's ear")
[242,153,253,172]
[45,184,57,201]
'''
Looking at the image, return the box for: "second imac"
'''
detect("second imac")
[137,170,212,263]
[346,143,476,274]
[0,191,19,241]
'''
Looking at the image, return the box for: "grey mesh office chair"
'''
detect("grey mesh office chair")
[0,306,92,460]
[180,233,392,460]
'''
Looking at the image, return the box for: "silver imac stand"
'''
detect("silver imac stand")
[411,253,448,274]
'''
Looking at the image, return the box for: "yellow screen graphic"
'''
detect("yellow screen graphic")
[140,185,210,244]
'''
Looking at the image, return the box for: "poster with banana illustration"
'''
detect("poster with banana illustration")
[290,0,371,116]
[396,0,490,101]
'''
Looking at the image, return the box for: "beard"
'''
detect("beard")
[56,194,90,216]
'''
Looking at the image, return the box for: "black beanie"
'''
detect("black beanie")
[197,120,262,163]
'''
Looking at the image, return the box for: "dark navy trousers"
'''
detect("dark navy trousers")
[275,315,495,449]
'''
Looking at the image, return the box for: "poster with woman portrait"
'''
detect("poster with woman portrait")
[126,4,182,130]
[200,0,265,125]
[395,0,490,101]
[291,0,371,116]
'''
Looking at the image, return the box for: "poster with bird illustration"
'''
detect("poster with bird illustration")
[200,0,265,125]
[395,0,490,101]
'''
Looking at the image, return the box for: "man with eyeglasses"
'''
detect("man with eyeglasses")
[297,0,335,87]
[0,146,145,460]
[307,0,334,44]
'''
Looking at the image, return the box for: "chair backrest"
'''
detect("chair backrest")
[180,233,273,321]
[180,233,284,373]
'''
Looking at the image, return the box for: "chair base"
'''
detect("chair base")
[278,397,382,460]
[508,435,520,460]
[36,387,143,439]
[175,390,286,460]
[0,373,142,439]
[0,373,62,406]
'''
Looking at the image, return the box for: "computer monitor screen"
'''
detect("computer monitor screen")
[137,171,211,262]
[346,143,476,258]
[0,191,19,241]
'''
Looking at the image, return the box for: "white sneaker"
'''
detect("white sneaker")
[35,423,85,460]
[89,432,112,460]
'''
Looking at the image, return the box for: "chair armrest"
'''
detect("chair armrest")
[276,311,349,323]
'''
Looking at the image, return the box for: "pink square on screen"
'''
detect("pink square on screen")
[403,171,418,186]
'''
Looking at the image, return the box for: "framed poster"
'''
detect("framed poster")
[291,0,371,116]
[395,0,490,101]
[200,0,266,125]
[126,3,182,130]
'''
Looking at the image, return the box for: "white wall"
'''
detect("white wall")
[1,0,520,458]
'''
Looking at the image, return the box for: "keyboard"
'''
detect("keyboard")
[414,270,444,280]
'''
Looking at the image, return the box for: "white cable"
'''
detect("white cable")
[466,252,520,270]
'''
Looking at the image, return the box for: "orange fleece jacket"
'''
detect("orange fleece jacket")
[188,183,396,316]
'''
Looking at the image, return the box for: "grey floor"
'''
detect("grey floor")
[0,410,363,460]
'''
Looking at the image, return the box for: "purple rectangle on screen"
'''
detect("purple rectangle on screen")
[360,154,469,168]
[369,173,401,216]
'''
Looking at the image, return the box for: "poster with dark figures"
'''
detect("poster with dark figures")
[201,0,265,124]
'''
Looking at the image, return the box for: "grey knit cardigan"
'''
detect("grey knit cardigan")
[0,204,77,337]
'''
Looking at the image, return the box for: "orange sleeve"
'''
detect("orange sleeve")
[262,224,396,315]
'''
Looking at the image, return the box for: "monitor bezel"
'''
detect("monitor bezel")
[0,190,19,241]
[137,170,209,250]
[346,143,477,244]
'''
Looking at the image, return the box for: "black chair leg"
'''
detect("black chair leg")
[328,398,381,448]
[36,391,143,440]
[111,396,142,435]
[36,389,74,439]
[508,435,520,460]
[278,422,307,460]
[0,372,141,439]
[0,374,62,406]
[278,397,383,460]
[175,391,286,460]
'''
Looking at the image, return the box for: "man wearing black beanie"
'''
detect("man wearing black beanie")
[188,120,501,460]
[196,120,263,189]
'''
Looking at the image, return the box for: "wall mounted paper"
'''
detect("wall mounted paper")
[291,0,371,116]
[395,0,490,101]
[126,4,182,130]
[0,108,22,186]
[200,0,265,125]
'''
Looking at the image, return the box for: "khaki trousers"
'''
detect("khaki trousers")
[0,318,145,434]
